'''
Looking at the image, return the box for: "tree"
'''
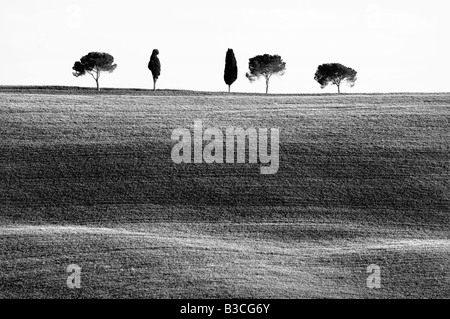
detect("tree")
[224,49,238,93]
[246,54,286,94]
[148,49,161,91]
[314,63,357,94]
[72,52,117,91]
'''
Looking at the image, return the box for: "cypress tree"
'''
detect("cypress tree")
[148,49,161,91]
[224,49,238,93]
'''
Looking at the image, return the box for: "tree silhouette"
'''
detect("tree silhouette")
[224,49,238,93]
[314,63,357,94]
[148,49,161,91]
[246,54,286,94]
[72,52,117,91]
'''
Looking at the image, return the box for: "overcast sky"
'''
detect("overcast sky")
[1,0,449,93]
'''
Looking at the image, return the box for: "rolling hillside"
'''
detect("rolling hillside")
[0,88,448,298]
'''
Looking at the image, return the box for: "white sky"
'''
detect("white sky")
[0,0,449,93]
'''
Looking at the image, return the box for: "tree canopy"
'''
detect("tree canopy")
[72,52,117,91]
[148,49,161,91]
[246,54,286,94]
[314,63,357,93]
[224,49,238,93]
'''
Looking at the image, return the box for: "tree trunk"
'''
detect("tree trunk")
[337,85,340,94]
[96,69,100,91]
[266,78,269,94]
[153,79,156,92]
[228,85,231,93]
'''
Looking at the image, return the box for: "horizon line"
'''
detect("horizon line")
[1,85,449,96]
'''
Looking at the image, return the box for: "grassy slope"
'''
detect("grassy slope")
[0,89,449,298]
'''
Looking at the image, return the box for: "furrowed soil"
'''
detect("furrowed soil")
[0,88,449,298]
